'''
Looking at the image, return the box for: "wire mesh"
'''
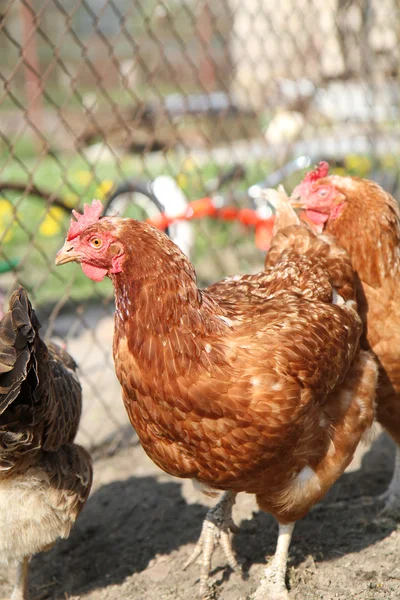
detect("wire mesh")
[0,0,400,452]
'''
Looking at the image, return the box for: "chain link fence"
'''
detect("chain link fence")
[0,0,400,453]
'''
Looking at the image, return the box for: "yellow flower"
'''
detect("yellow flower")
[0,200,15,243]
[182,158,196,172]
[176,173,187,189]
[332,167,347,177]
[63,193,79,208]
[1,228,13,243]
[0,199,13,218]
[39,207,65,237]
[344,155,371,175]
[95,180,114,199]
[75,171,93,186]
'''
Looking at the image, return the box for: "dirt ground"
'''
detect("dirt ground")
[0,426,399,600]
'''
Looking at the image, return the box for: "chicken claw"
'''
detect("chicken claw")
[253,522,294,600]
[183,491,240,597]
[377,445,400,520]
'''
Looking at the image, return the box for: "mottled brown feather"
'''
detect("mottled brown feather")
[73,214,378,524]
[296,175,400,443]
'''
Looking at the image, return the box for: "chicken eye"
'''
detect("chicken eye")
[318,188,328,198]
[90,237,103,249]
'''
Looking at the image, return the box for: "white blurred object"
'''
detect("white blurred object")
[83,143,121,164]
[255,203,273,220]
[277,78,316,108]
[152,175,195,258]
[119,59,140,88]
[81,92,98,111]
[314,81,399,122]
[264,111,305,146]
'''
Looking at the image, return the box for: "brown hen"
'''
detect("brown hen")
[0,288,92,600]
[55,197,377,599]
[291,163,400,517]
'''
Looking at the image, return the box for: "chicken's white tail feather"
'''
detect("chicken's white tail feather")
[262,185,300,235]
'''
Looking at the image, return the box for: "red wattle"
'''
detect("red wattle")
[81,262,108,282]
[305,210,329,225]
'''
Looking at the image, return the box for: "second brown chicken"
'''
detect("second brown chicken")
[291,163,400,518]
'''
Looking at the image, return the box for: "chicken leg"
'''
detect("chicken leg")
[253,521,295,600]
[9,557,29,600]
[379,444,400,519]
[183,491,239,597]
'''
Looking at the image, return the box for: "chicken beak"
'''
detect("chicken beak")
[55,242,79,266]
[290,196,304,209]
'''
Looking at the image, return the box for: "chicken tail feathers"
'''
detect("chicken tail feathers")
[0,287,40,415]
[264,185,300,235]
[264,187,357,304]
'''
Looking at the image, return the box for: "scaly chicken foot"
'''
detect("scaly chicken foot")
[253,522,294,600]
[378,444,400,519]
[8,557,30,600]
[183,491,239,597]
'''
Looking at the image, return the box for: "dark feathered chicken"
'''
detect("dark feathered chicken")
[0,287,92,600]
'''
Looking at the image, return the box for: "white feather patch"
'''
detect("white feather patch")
[332,288,345,305]
[192,480,220,498]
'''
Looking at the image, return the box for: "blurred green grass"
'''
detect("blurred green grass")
[0,146,395,307]
[0,148,273,305]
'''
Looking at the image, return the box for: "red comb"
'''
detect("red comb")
[67,199,103,240]
[303,161,330,183]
